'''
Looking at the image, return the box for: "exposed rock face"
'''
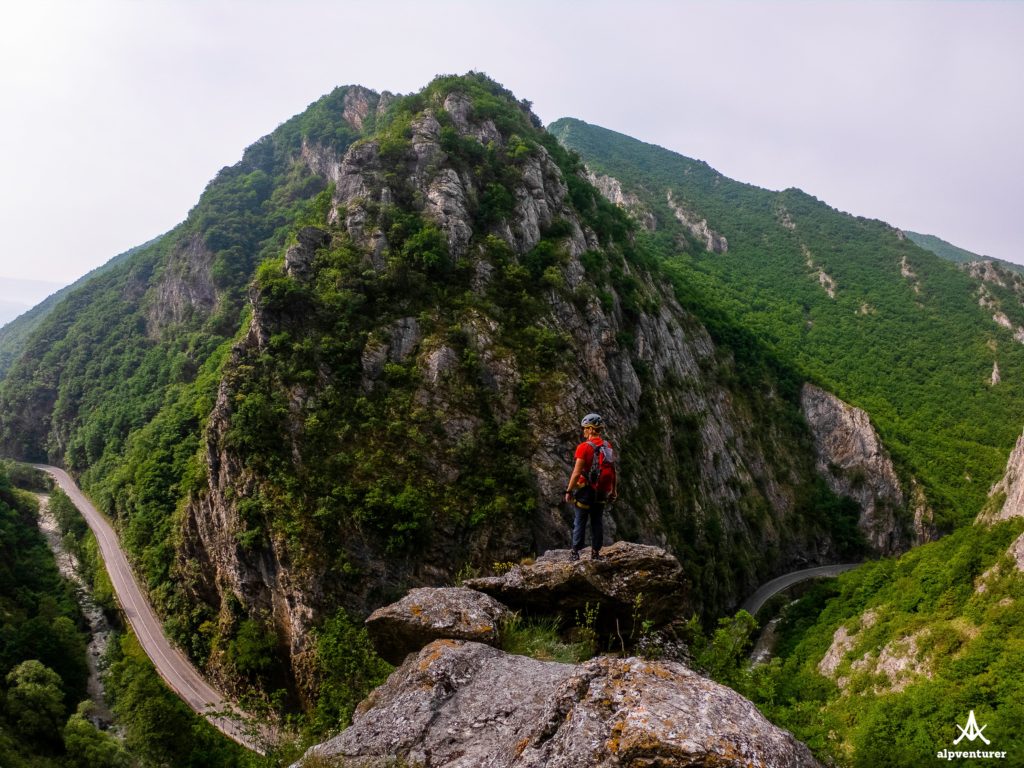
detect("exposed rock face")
[976,533,1024,593]
[146,234,217,336]
[992,360,1002,386]
[465,542,687,637]
[978,429,1024,523]
[801,383,911,553]
[180,372,320,698]
[295,640,821,768]
[899,254,922,294]
[588,170,656,231]
[850,629,932,694]
[284,227,331,279]
[819,608,970,694]
[802,245,837,299]
[178,83,858,698]
[968,259,1010,288]
[666,190,728,253]
[365,587,512,665]
[910,479,938,544]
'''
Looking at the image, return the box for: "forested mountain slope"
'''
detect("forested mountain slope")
[550,117,1024,528]
[0,238,162,381]
[906,230,1022,274]
[0,75,881,719]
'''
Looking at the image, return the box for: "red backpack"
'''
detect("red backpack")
[585,439,616,493]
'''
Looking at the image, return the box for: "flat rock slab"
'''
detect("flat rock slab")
[296,639,821,768]
[365,587,512,664]
[465,541,687,635]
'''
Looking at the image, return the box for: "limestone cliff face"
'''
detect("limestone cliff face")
[978,428,1024,523]
[801,383,930,553]
[587,170,656,231]
[666,189,728,253]
[145,235,217,337]
[176,83,854,700]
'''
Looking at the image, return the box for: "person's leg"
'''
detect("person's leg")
[590,500,604,558]
[572,505,586,556]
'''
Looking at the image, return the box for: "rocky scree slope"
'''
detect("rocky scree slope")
[0,75,875,709]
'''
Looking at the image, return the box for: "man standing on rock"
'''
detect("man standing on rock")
[564,413,617,562]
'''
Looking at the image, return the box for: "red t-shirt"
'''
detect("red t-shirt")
[574,437,616,493]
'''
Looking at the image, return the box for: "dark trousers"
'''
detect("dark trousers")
[572,499,604,552]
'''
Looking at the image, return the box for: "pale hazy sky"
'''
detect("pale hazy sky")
[1,0,1022,295]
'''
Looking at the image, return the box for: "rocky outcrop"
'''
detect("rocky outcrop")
[177,80,861,699]
[802,245,837,299]
[978,429,1024,523]
[145,234,217,336]
[365,587,512,665]
[818,607,969,694]
[899,254,922,294]
[465,542,687,637]
[800,383,914,553]
[968,259,1011,289]
[818,609,877,682]
[910,479,938,544]
[588,170,656,231]
[295,640,821,768]
[283,227,331,279]
[666,190,728,253]
[976,533,1024,593]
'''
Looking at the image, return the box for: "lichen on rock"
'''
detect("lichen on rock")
[294,640,821,768]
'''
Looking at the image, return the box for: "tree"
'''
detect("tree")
[63,702,130,768]
[4,659,64,747]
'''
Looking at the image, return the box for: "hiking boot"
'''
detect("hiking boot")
[569,550,580,562]
[591,549,603,561]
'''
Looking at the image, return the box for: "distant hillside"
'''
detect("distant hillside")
[905,230,1023,273]
[550,116,1024,526]
[0,237,162,379]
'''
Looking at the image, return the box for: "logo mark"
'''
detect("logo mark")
[954,710,991,746]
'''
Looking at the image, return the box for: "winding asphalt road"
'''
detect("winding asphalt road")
[36,465,268,755]
[740,563,861,616]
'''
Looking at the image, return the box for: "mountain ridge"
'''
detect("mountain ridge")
[1,74,1016,765]
[549,116,1024,528]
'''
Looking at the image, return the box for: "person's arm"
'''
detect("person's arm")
[563,457,586,503]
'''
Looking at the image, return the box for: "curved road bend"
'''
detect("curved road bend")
[740,563,861,617]
[36,465,268,755]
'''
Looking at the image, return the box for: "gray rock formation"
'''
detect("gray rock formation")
[145,234,217,337]
[978,428,1024,523]
[465,541,687,637]
[365,587,512,665]
[800,383,914,553]
[294,640,821,768]
[284,227,331,279]
[666,190,728,253]
[587,170,656,231]
[177,84,859,697]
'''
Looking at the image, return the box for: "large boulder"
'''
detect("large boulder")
[464,541,687,637]
[365,587,513,665]
[295,639,821,768]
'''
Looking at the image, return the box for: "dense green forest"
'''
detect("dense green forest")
[550,117,1024,528]
[0,238,163,381]
[0,463,127,767]
[746,518,1024,766]
[8,72,1024,766]
[906,230,1022,274]
[0,74,868,741]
